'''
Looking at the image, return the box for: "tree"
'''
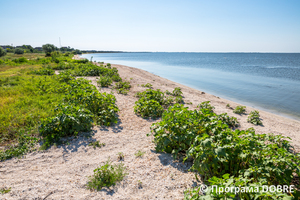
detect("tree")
[0,47,6,57]
[14,48,24,54]
[42,44,56,56]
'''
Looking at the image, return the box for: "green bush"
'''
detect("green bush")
[134,98,164,118]
[0,47,6,57]
[39,104,93,149]
[64,78,119,126]
[12,57,28,63]
[141,83,153,88]
[97,76,112,87]
[247,110,263,125]
[86,159,128,191]
[172,87,183,96]
[42,44,56,56]
[136,89,165,106]
[111,74,122,82]
[114,80,131,90]
[14,48,24,55]
[233,105,246,114]
[30,67,55,75]
[197,101,215,112]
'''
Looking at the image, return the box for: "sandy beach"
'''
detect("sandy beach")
[1,58,300,199]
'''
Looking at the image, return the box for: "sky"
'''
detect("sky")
[0,0,300,52]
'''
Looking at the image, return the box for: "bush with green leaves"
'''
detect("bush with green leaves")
[30,67,55,75]
[0,47,6,57]
[197,101,215,112]
[111,74,122,82]
[42,44,56,56]
[233,105,246,114]
[39,104,93,149]
[114,80,131,90]
[141,83,153,88]
[136,89,166,106]
[14,48,24,54]
[86,159,128,191]
[97,76,112,87]
[134,98,164,118]
[64,78,119,126]
[150,103,235,158]
[247,110,263,125]
[172,87,183,96]
[12,57,28,63]
[185,128,300,199]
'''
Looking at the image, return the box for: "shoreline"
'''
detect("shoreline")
[2,56,299,199]
[94,56,300,149]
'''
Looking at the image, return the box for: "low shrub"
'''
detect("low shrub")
[86,159,128,191]
[134,98,164,118]
[136,89,165,106]
[14,48,24,54]
[97,76,112,87]
[247,110,263,125]
[172,87,183,96]
[39,104,93,149]
[233,105,246,114]
[111,74,122,82]
[141,83,153,88]
[30,67,55,75]
[197,101,215,112]
[114,80,131,90]
[0,47,6,57]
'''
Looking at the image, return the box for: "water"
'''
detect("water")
[81,53,300,120]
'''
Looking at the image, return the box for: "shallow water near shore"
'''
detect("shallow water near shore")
[81,53,300,120]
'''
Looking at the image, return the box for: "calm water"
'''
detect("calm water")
[81,53,300,120]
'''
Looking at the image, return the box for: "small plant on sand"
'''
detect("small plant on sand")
[135,150,146,158]
[233,105,246,114]
[141,83,152,88]
[226,103,232,109]
[114,80,131,94]
[137,180,143,189]
[247,110,263,125]
[172,87,183,97]
[175,96,184,104]
[0,187,11,194]
[86,159,128,191]
[197,101,215,112]
[88,141,105,149]
[97,76,112,87]
[165,90,172,95]
[117,152,124,160]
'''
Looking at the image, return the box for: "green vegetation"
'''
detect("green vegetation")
[233,105,246,114]
[117,152,124,160]
[114,80,131,94]
[0,187,11,194]
[197,101,215,112]
[0,51,120,159]
[148,101,299,199]
[141,83,152,88]
[172,87,183,96]
[247,110,263,125]
[135,150,146,157]
[42,44,56,56]
[88,141,105,149]
[0,47,6,57]
[86,159,128,191]
[97,76,112,87]
[14,48,24,55]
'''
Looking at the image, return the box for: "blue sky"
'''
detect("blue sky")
[0,0,299,52]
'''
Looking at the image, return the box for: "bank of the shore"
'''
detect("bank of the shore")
[1,56,299,199]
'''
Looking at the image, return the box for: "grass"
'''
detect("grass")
[0,187,11,194]
[135,150,146,157]
[88,141,105,149]
[86,159,128,190]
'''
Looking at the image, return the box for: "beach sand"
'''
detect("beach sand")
[1,57,300,199]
